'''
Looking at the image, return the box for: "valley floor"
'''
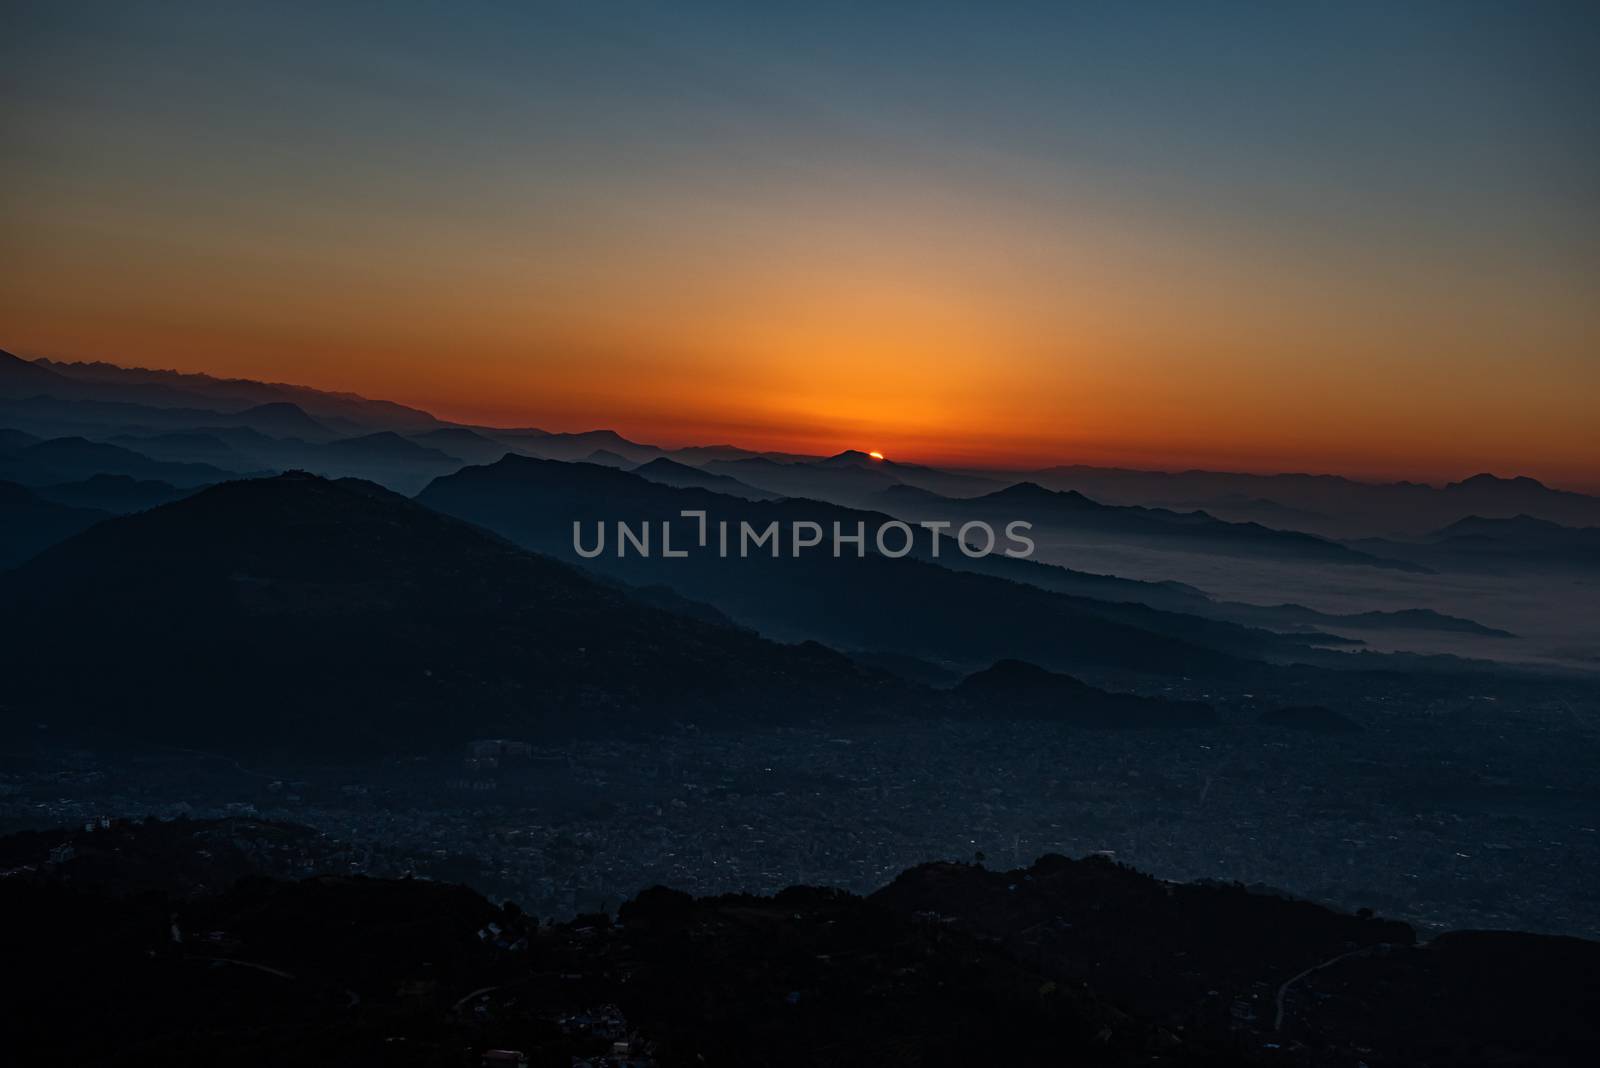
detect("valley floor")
[6,677,1599,940]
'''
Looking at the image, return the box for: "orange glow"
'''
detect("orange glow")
[1,167,1595,491]
[3,2,1597,493]
[868,451,885,461]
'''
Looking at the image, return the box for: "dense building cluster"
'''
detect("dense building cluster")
[5,677,1597,939]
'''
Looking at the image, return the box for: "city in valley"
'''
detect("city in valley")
[4,3,1598,1064]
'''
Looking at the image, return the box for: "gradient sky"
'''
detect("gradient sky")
[3,1,1597,485]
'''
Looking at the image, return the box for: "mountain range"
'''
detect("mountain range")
[422,456,1532,666]
[1003,463,1600,538]
[631,456,784,500]
[416,456,1284,679]
[1,472,1255,757]
[1,348,1592,668]
[1347,513,1600,572]
[5,351,440,432]
[8,348,1598,539]
[0,435,241,488]
[0,473,921,755]
[873,479,1429,572]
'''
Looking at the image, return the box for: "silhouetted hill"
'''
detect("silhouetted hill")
[1011,464,1600,538]
[103,424,475,494]
[292,431,467,492]
[511,428,664,463]
[0,474,916,756]
[0,426,41,453]
[731,509,1511,642]
[0,391,346,456]
[30,356,442,431]
[418,456,1268,679]
[0,845,1151,1066]
[0,348,73,396]
[1140,493,1332,531]
[583,447,632,467]
[0,393,269,441]
[817,449,1009,497]
[818,448,880,467]
[1350,512,1600,573]
[707,449,1007,503]
[324,429,456,462]
[872,854,1414,1034]
[1435,512,1583,541]
[865,854,1600,1063]
[632,456,784,500]
[420,459,1482,666]
[955,659,1218,727]
[1430,514,1600,564]
[878,481,1429,572]
[406,426,515,465]
[702,454,903,506]
[0,436,235,488]
[1283,927,1600,1065]
[0,481,108,570]
[1444,472,1569,504]
[32,474,188,514]
[106,429,266,469]
[5,821,1596,1067]
[668,443,822,464]
[221,401,332,439]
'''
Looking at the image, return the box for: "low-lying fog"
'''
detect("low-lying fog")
[1028,533,1600,672]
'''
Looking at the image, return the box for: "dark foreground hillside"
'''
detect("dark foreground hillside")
[2,819,1596,1067]
[0,473,917,755]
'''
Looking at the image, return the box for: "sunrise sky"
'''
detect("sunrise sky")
[3,2,1596,485]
